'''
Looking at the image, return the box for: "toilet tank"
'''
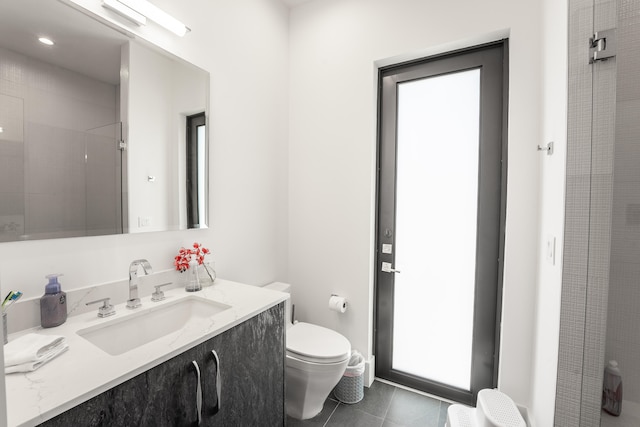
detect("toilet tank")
[264,282,293,326]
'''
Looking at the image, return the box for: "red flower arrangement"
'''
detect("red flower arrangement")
[174,242,211,272]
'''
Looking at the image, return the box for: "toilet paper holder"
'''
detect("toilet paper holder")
[329,294,348,313]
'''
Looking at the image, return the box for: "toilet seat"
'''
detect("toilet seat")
[287,322,350,364]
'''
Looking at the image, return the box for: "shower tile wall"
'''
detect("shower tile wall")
[556,0,617,426]
[556,1,596,425]
[0,46,117,238]
[606,1,640,405]
[580,2,617,425]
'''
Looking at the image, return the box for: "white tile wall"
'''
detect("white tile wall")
[0,93,25,231]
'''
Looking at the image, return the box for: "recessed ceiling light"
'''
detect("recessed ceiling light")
[38,37,54,46]
[0,127,4,133]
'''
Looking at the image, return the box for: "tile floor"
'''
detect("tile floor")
[600,400,640,427]
[286,380,451,427]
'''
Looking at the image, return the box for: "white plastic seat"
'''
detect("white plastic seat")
[446,404,475,427]
[287,322,350,364]
[446,389,526,427]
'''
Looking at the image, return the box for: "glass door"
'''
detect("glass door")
[375,42,507,405]
[392,68,480,391]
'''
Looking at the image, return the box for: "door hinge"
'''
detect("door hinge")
[118,140,127,151]
[590,29,616,63]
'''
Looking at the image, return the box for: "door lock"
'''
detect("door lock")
[381,262,401,273]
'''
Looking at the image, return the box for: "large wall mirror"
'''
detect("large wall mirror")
[0,0,209,242]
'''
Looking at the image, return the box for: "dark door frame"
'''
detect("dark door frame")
[373,40,509,406]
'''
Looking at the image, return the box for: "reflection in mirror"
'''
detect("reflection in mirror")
[0,0,209,242]
[186,113,207,229]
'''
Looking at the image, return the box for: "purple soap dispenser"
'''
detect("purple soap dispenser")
[40,274,67,328]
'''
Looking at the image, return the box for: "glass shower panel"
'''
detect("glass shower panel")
[601,1,640,426]
[0,94,25,241]
[392,69,480,390]
[85,122,124,236]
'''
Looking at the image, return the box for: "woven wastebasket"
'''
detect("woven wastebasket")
[333,350,365,404]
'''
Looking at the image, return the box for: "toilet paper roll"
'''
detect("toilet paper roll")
[328,295,347,313]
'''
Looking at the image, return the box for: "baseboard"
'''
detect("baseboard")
[517,404,534,427]
[364,355,375,387]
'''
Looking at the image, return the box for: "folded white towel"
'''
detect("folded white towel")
[4,333,68,374]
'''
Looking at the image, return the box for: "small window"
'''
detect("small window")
[186,112,206,228]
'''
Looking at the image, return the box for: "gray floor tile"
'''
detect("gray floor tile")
[325,404,384,427]
[382,419,405,427]
[286,397,339,427]
[284,381,452,427]
[334,380,396,418]
[384,388,442,427]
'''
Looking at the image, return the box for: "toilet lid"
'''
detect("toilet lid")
[287,322,350,364]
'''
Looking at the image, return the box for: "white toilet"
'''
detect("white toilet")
[265,282,351,420]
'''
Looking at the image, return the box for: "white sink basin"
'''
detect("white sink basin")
[77,296,231,356]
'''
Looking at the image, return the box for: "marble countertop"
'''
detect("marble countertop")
[4,280,288,427]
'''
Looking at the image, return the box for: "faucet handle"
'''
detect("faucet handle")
[151,283,173,302]
[86,297,116,318]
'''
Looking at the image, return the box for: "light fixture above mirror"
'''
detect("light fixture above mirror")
[103,0,147,26]
[102,0,190,36]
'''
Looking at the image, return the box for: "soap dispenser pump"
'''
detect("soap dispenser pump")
[40,274,67,328]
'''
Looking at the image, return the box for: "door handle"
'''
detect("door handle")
[381,262,401,273]
[211,350,221,411]
[192,361,203,425]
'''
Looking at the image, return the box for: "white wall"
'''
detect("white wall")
[0,0,289,423]
[530,0,568,425]
[128,42,175,233]
[0,280,5,427]
[288,0,542,411]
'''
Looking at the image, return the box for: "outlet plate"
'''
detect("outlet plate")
[138,216,152,227]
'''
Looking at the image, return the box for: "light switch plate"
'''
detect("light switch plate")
[546,235,556,265]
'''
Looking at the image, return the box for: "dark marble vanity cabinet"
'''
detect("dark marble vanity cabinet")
[40,303,285,427]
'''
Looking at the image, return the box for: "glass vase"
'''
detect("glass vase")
[185,261,201,292]
[199,262,216,287]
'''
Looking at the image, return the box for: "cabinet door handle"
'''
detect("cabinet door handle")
[191,360,203,425]
[211,350,221,411]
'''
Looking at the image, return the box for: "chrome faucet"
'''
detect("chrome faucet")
[127,259,152,309]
